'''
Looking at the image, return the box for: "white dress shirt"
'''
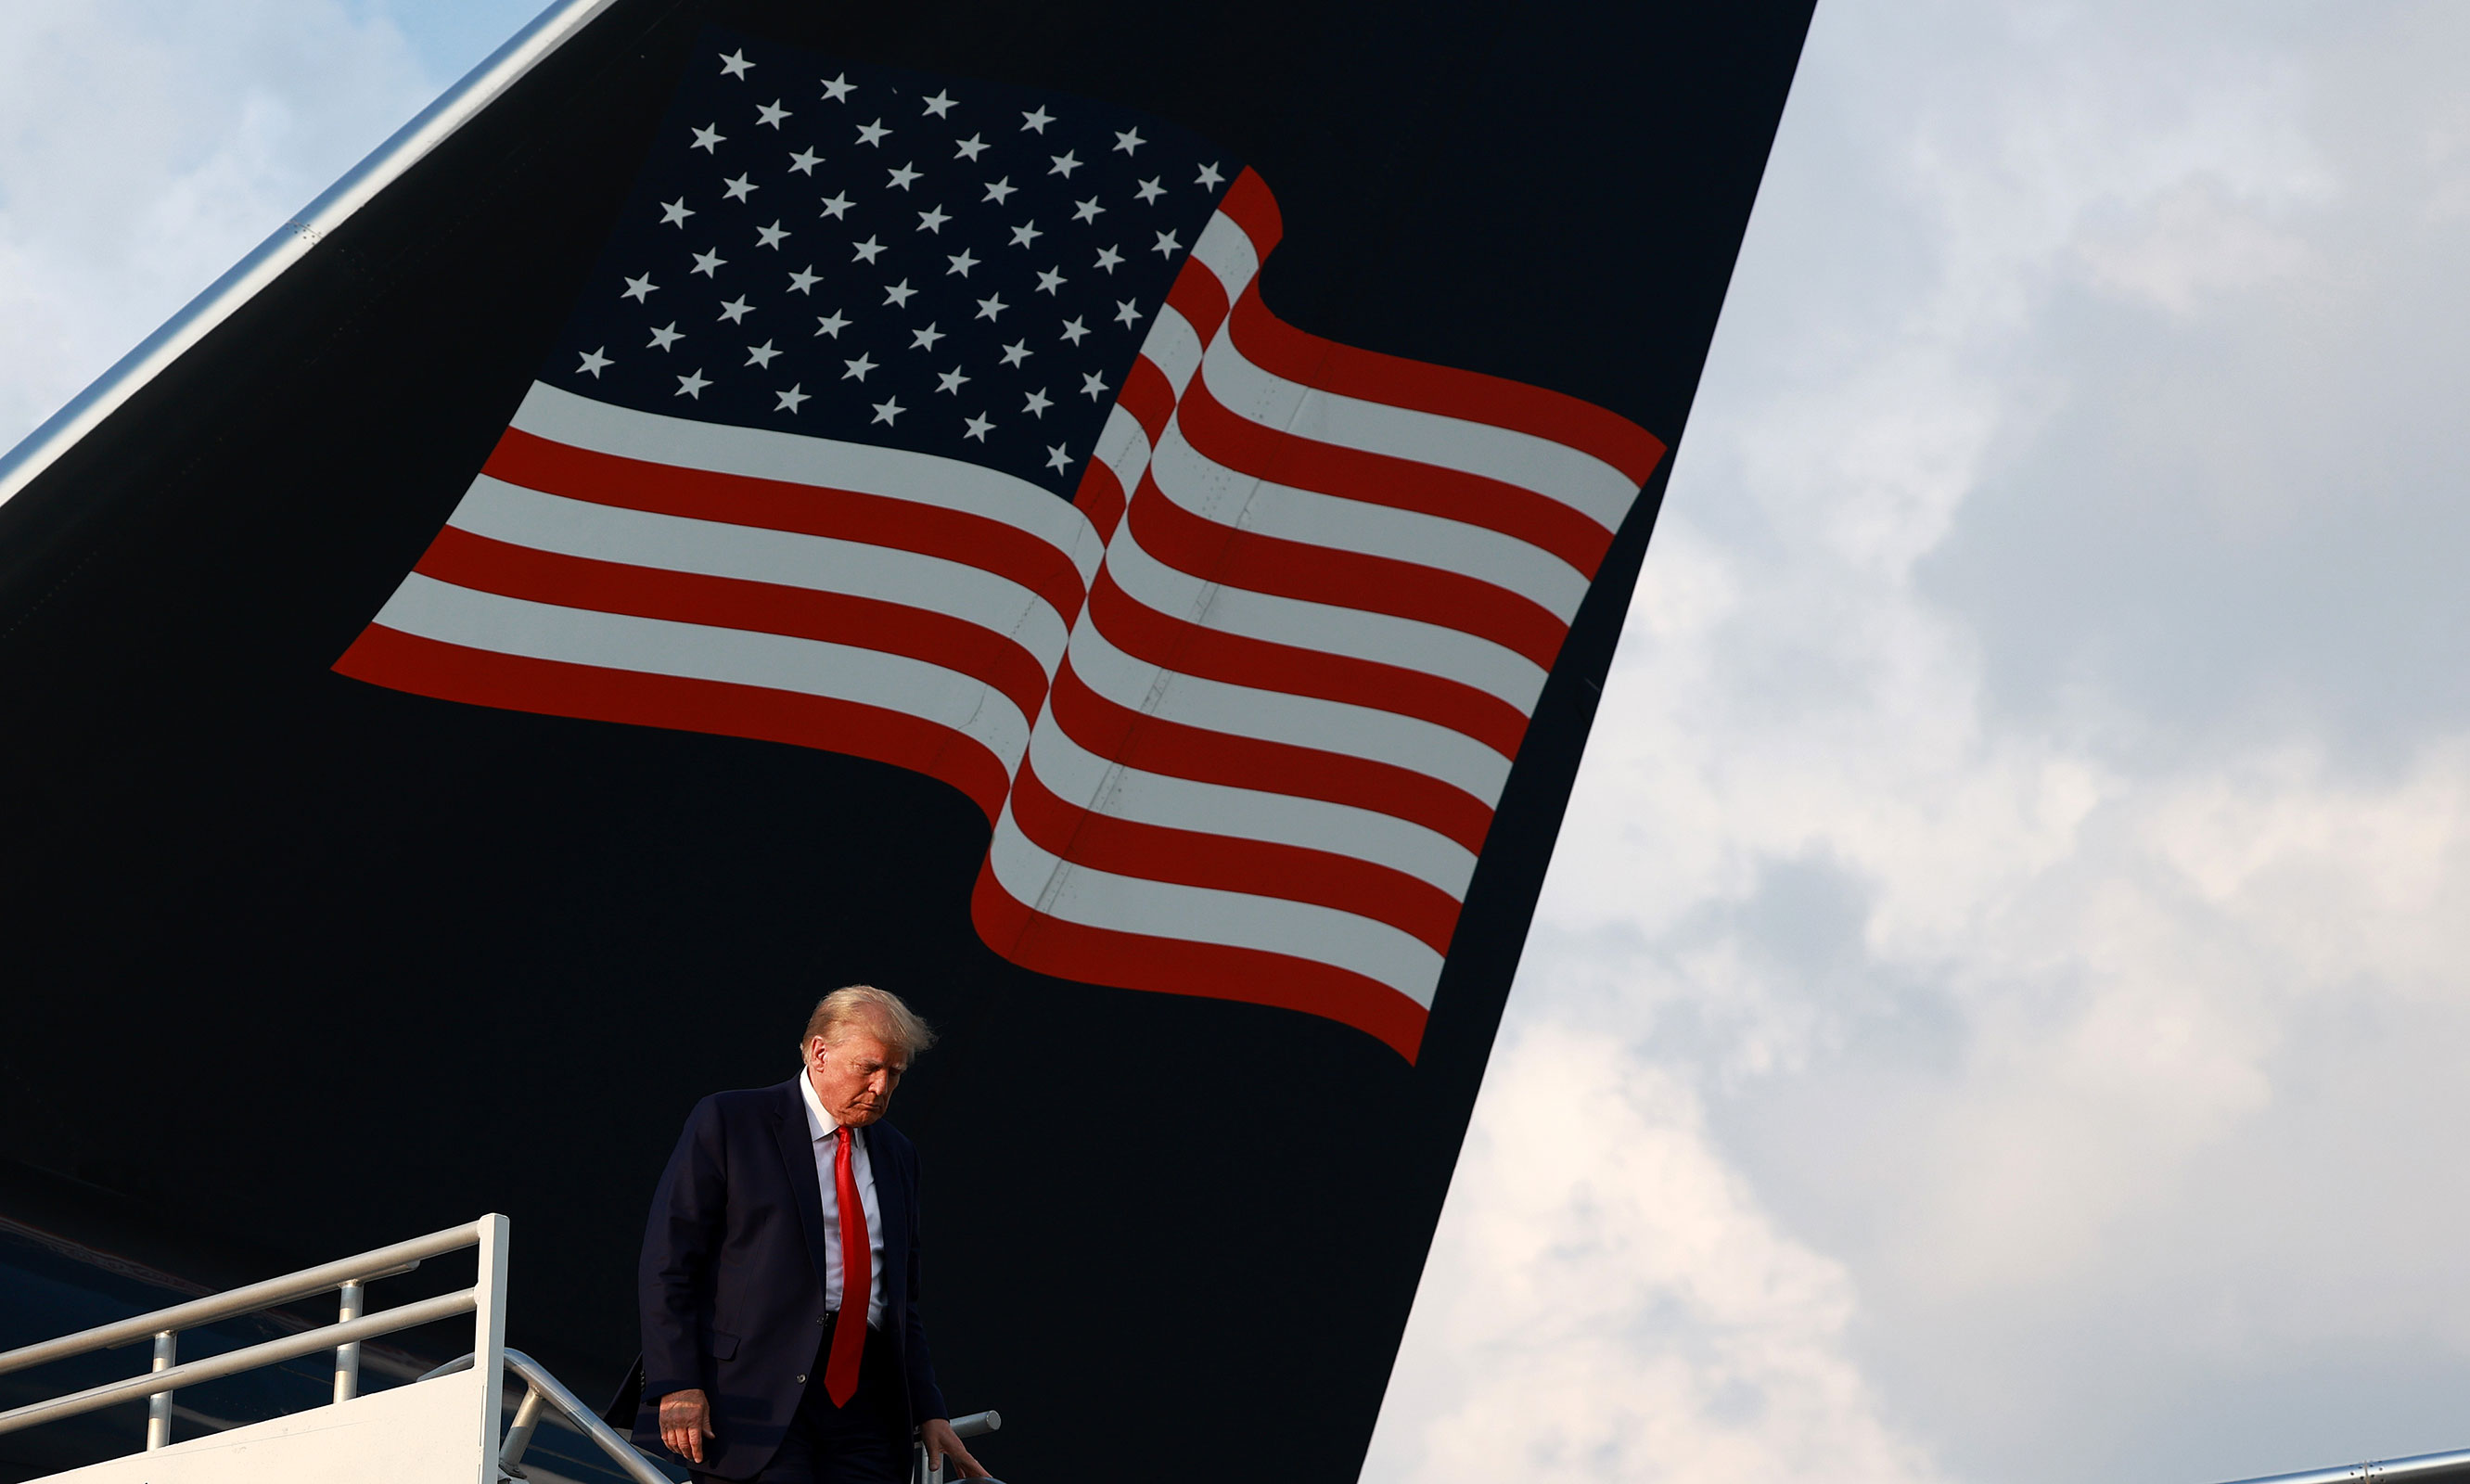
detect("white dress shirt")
[799,1070,887,1329]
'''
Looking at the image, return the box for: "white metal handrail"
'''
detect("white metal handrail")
[2211,1450,2470,1484]
[0,1215,505,1451]
[425,1349,676,1484]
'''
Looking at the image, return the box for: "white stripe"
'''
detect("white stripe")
[1148,415,1592,621]
[1198,335,1640,533]
[987,808,1443,1006]
[1137,305,1206,396]
[1103,514,1545,719]
[1023,716,1476,898]
[1092,403,1154,505]
[1067,619,1511,805]
[446,477,1072,672]
[506,381,1107,582]
[1188,212,1262,304]
[370,573,1031,770]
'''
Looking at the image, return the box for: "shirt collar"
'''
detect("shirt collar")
[798,1068,841,1145]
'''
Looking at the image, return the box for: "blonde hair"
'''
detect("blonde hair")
[801,985,936,1061]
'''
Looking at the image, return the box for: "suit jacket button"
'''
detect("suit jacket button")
[796,1374,806,1384]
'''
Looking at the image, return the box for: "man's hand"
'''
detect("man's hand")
[920,1417,990,1479]
[658,1388,717,1465]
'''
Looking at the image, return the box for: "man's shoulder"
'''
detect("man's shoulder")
[687,1080,800,1125]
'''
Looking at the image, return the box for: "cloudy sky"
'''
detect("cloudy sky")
[6,4,2468,1482]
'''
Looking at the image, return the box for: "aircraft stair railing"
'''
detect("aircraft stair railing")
[0,1215,518,1484]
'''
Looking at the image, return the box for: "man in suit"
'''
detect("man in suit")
[633,985,988,1483]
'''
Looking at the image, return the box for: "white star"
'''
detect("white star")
[1034,267,1067,295]
[884,279,917,308]
[963,413,994,441]
[976,294,1008,321]
[1151,228,1182,257]
[1197,162,1225,188]
[936,366,969,395]
[676,369,711,398]
[916,205,950,233]
[921,90,956,118]
[1133,176,1165,204]
[745,339,780,367]
[1059,316,1089,345]
[723,174,757,202]
[982,177,1017,205]
[787,265,820,293]
[819,192,853,219]
[855,119,889,147]
[1113,128,1145,155]
[577,347,611,377]
[718,50,753,79]
[843,352,877,380]
[1094,245,1123,273]
[757,100,790,127]
[813,311,850,338]
[1048,150,1081,177]
[1073,196,1105,224]
[1045,443,1071,471]
[821,73,854,103]
[1115,298,1142,326]
[756,221,789,249]
[851,236,885,263]
[776,383,810,413]
[1022,388,1052,416]
[647,322,682,350]
[1009,221,1042,248]
[1081,370,1109,399]
[689,249,723,277]
[659,198,694,227]
[1020,106,1055,134]
[946,249,979,277]
[788,147,823,174]
[719,297,755,324]
[999,339,1030,366]
[873,398,905,426]
[622,273,658,301]
[911,322,945,351]
[692,123,725,153]
[953,134,989,161]
[887,161,921,190]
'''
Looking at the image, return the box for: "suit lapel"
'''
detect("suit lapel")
[768,1077,835,1291]
[863,1124,908,1299]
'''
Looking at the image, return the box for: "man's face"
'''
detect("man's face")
[806,1023,906,1126]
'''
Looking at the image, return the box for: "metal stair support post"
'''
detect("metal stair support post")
[145,1332,174,1451]
[334,1279,365,1403]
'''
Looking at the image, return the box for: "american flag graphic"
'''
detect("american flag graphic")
[337,32,1664,1060]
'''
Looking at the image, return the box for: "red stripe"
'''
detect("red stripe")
[409,525,1052,724]
[1216,169,1286,261]
[1086,565,1527,759]
[1164,261,1231,344]
[1071,456,1127,543]
[1049,656,1493,852]
[970,862,1427,1060]
[1224,284,1667,487]
[481,427,1089,627]
[1128,467,1569,671]
[1115,358,1177,445]
[1009,758,1464,953]
[1174,369,1613,580]
[333,624,1013,821]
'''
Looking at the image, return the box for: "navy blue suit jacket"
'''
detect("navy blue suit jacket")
[632,1077,949,1478]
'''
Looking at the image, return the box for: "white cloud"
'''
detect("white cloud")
[0,0,433,448]
[1371,2,2470,1481]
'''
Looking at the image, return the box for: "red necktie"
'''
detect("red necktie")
[825,1125,870,1406]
